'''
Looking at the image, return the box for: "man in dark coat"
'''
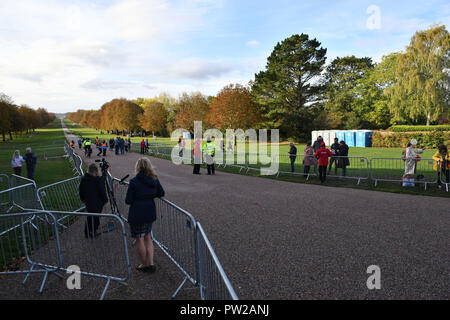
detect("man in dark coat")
[328,138,340,175]
[338,141,350,177]
[79,164,108,238]
[23,147,37,180]
[288,142,297,173]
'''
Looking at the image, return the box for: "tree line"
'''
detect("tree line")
[67,25,449,141]
[0,93,56,142]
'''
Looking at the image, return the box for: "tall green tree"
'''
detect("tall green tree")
[386,25,450,125]
[251,34,327,139]
[323,56,375,129]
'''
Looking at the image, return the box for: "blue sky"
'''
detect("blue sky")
[0,0,448,113]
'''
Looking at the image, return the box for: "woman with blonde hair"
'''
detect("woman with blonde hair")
[11,150,25,176]
[125,158,165,272]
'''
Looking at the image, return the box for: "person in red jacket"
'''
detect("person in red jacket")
[314,142,332,183]
[140,139,145,154]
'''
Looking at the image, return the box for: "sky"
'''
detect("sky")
[0,0,449,113]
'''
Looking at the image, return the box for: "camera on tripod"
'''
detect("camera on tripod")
[95,158,110,175]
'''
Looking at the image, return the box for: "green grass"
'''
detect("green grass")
[0,119,76,187]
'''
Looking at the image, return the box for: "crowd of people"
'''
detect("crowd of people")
[289,136,350,183]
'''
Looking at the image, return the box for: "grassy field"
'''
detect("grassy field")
[0,119,75,188]
[64,119,449,197]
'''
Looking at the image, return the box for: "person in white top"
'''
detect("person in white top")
[404,140,426,176]
[11,150,25,176]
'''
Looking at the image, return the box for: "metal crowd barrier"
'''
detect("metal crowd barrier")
[43,147,66,160]
[0,174,10,192]
[370,157,437,190]
[37,177,85,213]
[0,211,63,293]
[8,175,40,211]
[50,210,131,300]
[153,197,199,298]
[0,210,131,300]
[196,222,238,300]
[326,156,370,184]
[276,154,317,180]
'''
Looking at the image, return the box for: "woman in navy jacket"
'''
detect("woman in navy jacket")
[125,158,165,272]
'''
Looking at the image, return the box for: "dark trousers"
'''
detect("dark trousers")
[115,146,119,155]
[13,167,22,176]
[97,148,102,156]
[290,157,296,173]
[26,165,35,180]
[103,148,106,157]
[140,147,145,154]
[85,216,100,237]
[207,164,215,175]
[328,157,338,174]
[193,164,201,174]
[304,166,310,176]
[318,165,327,182]
[437,170,450,185]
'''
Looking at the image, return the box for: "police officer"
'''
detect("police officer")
[85,139,92,158]
[203,137,216,175]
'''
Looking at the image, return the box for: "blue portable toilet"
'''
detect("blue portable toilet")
[356,130,373,147]
[356,131,366,147]
[336,131,346,144]
[345,131,356,147]
[365,131,373,147]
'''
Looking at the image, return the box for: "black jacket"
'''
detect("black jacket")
[330,143,340,156]
[79,174,108,213]
[338,144,350,166]
[125,173,165,225]
[289,145,297,159]
[23,152,37,167]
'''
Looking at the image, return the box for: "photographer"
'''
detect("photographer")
[79,164,108,238]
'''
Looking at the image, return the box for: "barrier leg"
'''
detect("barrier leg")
[100,278,111,300]
[172,277,188,299]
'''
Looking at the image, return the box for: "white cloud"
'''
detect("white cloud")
[246,40,260,47]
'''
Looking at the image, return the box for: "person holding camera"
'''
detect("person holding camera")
[125,158,165,272]
[79,164,108,238]
[433,145,450,189]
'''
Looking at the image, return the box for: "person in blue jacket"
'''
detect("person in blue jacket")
[125,157,165,272]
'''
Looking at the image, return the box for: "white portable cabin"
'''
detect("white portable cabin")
[311,131,319,144]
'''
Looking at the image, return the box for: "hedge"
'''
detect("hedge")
[388,125,450,132]
[372,131,450,148]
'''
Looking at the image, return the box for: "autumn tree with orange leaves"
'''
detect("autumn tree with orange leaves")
[173,92,210,133]
[139,101,169,135]
[209,84,263,130]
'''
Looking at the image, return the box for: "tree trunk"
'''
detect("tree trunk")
[426,113,431,126]
[2,132,5,142]
[9,131,13,141]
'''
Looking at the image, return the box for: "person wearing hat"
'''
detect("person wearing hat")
[314,142,332,183]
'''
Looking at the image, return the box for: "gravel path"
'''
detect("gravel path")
[65,128,450,300]
[4,125,448,300]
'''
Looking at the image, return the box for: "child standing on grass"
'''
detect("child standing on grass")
[11,150,25,176]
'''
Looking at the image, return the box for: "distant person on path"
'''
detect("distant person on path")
[119,138,125,155]
[78,138,82,149]
[203,137,216,175]
[140,139,145,154]
[109,138,114,151]
[114,137,119,155]
[11,150,25,176]
[432,145,450,189]
[337,141,350,177]
[145,139,149,153]
[288,142,297,173]
[23,147,37,180]
[178,137,185,157]
[302,141,315,177]
[192,139,202,174]
[125,158,165,272]
[328,138,340,175]
[79,164,108,238]
[314,142,332,183]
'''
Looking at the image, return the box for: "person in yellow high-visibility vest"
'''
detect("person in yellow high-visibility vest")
[202,137,216,175]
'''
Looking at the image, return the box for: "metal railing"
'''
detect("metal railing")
[196,222,238,300]
[0,209,131,300]
[37,177,85,213]
[370,157,437,189]
[0,211,63,293]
